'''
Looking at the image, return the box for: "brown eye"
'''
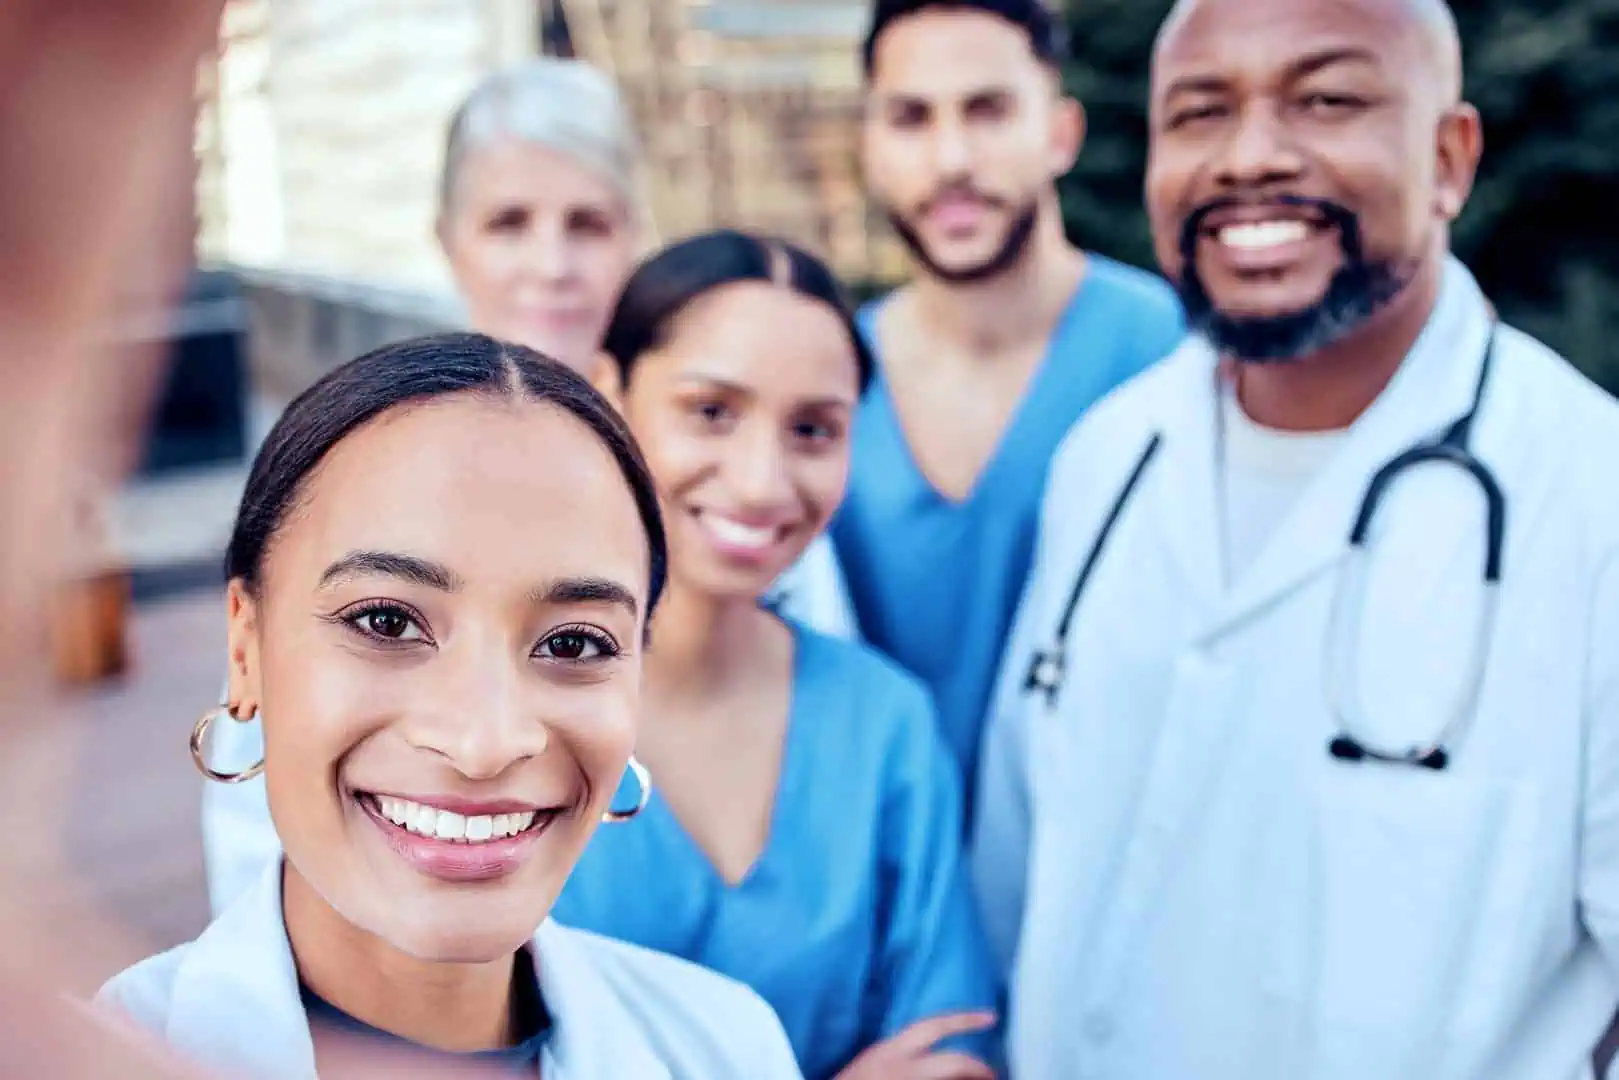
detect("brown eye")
[342,604,425,643]
[537,627,617,663]
[548,632,588,659]
[365,610,410,639]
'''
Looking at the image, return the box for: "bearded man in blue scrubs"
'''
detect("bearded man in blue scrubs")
[835,0,1186,812]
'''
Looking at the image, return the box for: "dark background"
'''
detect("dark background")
[1057,0,1619,395]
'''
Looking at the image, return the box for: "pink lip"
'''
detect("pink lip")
[358,797,559,883]
[929,198,988,232]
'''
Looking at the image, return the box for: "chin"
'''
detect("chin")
[690,565,783,605]
[371,898,549,964]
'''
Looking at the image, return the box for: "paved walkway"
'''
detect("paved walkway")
[59,589,223,976]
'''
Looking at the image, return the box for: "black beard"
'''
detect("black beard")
[1174,195,1411,363]
[887,200,1038,285]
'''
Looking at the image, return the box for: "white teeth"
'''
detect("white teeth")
[435,811,466,841]
[1218,220,1310,250]
[371,796,541,843]
[702,515,777,551]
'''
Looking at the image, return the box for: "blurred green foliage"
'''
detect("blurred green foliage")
[1056,0,1619,395]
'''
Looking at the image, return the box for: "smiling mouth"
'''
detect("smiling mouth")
[694,511,795,558]
[1213,219,1315,250]
[358,793,559,845]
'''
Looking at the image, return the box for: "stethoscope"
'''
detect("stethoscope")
[1022,325,1504,771]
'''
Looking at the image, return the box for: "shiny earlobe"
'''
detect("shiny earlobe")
[602,755,652,823]
[189,704,264,784]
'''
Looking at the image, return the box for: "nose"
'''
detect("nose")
[399,642,550,781]
[525,219,577,284]
[1213,103,1305,192]
[929,116,974,179]
[727,422,795,513]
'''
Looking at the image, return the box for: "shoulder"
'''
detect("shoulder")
[550,924,800,1076]
[856,289,903,343]
[95,945,188,1034]
[1495,323,1619,542]
[1049,334,1200,482]
[1083,252,1184,320]
[794,623,933,718]
[792,625,955,784]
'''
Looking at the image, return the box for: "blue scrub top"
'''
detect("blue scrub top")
[831,254,1185,809]
[551,620,999,1080]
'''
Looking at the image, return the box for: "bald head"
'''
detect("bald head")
[1158,0,1461,105]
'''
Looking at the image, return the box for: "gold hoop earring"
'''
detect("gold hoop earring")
[602,755,651,823]
[189,705,264,784]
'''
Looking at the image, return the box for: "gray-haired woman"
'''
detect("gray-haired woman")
[437,57,644,376]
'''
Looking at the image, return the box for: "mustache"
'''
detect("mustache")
[1177,193,1363,265]
[919,182,1007,214]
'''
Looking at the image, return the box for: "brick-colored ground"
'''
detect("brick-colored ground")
[57,589,223,979]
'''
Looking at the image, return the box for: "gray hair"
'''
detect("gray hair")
[439,58,643,219]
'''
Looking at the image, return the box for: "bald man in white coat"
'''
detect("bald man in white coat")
[971,1,1619,1078]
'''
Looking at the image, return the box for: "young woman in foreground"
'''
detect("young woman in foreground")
[99,334,802,1079]
[551,231,1001,1080]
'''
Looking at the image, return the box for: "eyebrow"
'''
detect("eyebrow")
[319,552,639,618]
[533,577,640,619]
[1161,46,1383,100]
[320,550,459,591]
[1287,46,1382,80]
[677,374,853,411]
[676,374,752,396]
[877,83,1016,106]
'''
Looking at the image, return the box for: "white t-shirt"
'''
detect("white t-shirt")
[1216,384,1348,584]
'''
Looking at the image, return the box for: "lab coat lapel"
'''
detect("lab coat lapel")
[1199,258,1496,643]
[534,921,671,1080]
[165,862,673,1080]
[1153,338,1228,616]
[165,862,317,1079]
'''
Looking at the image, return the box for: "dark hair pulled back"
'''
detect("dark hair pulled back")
[226,332,667,613]
[599,229,875,391]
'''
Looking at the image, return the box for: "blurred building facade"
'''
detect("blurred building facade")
[196,0,906,291]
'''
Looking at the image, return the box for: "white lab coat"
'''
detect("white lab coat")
[97,861,802,1080]
[201,535,860,915]
[972,257,1619,1080]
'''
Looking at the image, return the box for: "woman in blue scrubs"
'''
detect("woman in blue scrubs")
[554,230,999,1080]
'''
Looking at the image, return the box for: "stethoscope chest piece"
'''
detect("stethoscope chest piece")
[1328,733,1449,771]
[1024,649,1065,707]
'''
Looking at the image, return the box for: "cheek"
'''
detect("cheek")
[636,418,714,500]
[553,694,638,813]
[1144,163,1194,268]
[582,242,635,295]
[257,631,379,819]
[862,139,920,199]
[797,451,850,521]
[449,238,517,298]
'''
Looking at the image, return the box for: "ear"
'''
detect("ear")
[1433,103,1483,222]
[1050,94,1086,179]
[225,578,264,719]
[591,354,626,413]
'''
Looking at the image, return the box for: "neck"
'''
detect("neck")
[644,581,768,703]
[282,862,516,1052]
[908,202,1083,357]
[1233,257,1446,432]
